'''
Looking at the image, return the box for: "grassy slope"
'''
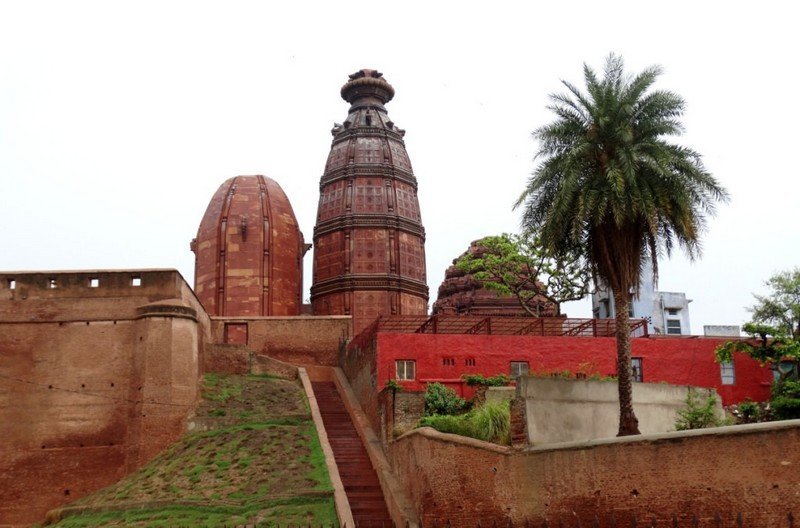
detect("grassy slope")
[49,374,338,527]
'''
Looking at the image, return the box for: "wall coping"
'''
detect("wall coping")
[523,418,800,453]
[211,315,352,322]
[0,268,208,316]
[397,427,513,455]
[396,420,800,456]
[0,267,181,275]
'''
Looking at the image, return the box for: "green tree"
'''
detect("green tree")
[516,55,728,436]
[454,232,589,316]
[750,268,800,339]
[716,269,800,380]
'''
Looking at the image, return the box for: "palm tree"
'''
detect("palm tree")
[516,55,728,436]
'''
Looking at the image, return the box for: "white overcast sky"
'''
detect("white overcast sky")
[1,1,797,333]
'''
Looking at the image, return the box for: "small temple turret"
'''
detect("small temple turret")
[311,69,428,333]
[192,175,307,316]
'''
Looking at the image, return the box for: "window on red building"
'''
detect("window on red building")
[443,357,455,366]
[465,358,476,366]
[720,362,735,385]
[631,357,643,382]
[396,360,415,380]
[510,361,529,378]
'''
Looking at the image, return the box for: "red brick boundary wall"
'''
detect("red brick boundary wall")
[202,344,298,380]
[389,421,800,526]
[340,333,382,433]
[210,316,351,366]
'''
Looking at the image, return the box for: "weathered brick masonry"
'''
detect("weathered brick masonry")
[390,421,800,525]
[210,316,352,366]
[0,270,209,526]
[311,69,429,334]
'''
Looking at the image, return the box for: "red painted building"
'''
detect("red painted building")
[354,316,773,406]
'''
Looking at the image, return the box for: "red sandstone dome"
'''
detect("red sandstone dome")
[311,69,428,334]
[192,175,307,316]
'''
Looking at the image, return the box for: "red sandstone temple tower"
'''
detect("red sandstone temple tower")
[192,175,307,316]
[311,69,428,333]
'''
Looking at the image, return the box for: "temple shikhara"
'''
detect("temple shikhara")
[311,69,428,334]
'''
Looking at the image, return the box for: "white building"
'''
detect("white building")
[591,261,692,335]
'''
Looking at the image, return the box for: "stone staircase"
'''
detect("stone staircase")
[311,381,392,527]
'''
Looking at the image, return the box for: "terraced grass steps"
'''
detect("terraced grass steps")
[45,374,339,527]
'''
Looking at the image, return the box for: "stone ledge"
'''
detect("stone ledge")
[523,418,800,453]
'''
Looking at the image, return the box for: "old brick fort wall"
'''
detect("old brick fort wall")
[390,421,800,525]
[0,270,209,526]
[209,315,352,367]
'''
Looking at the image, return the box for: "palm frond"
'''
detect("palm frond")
[520,54,727,294]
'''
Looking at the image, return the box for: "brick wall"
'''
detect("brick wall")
[210,316,351,366]
[203,344,251,374]
[203,345,299,380]
[340,335,381,433]
[389,421,800,525]
[0,270,207,526]
[392,391,425,434]
[251,354,298,380]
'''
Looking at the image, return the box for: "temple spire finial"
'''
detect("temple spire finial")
[341,68,395,105]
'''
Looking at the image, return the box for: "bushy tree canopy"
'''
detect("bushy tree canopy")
[716,269,800,370]
[455,231,589,316]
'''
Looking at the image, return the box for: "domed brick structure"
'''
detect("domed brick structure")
[432,239,557,317]
[192,175,307,316]
[311,69,428,334]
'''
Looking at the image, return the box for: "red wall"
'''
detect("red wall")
[375,334,773,405]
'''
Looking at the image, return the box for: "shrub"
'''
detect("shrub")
[733,399,764,423]
[462,374,511,387]
[418,400,510,445]
[423,382,468,416]
[384,379,402,392]
[418,414,476,438]
[675,388,726,430]
[471,400,510,444]
[771,380,800,420]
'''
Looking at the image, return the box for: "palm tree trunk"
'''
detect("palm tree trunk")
[613,288,641,436]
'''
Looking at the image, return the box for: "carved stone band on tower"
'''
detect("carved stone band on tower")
[311,69,429,334]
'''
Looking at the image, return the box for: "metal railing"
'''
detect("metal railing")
[349,315,648,350]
